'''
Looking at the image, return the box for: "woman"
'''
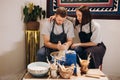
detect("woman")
[50,5,106,68]
[71,5,106,68]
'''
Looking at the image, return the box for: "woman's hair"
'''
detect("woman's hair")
[75,5,92,26]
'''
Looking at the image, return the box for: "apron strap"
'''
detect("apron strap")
[89,22,92,33]
[52,21,65,33]
[80,24,82,31]
[80,22,92,33]
[52,21,55,32]
[62,23,65,33]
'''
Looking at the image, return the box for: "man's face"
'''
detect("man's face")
[55,15,66,25]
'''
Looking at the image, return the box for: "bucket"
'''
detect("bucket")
[64,50,77,75]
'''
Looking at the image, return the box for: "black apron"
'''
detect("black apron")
[78,22,106,68]
[50,21,67,44]
[79,22,92,43]
[46,21,67,60]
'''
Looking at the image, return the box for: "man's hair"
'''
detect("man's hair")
[56,7,67,18]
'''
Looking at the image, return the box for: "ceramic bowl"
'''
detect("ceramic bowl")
[27,62,50,77]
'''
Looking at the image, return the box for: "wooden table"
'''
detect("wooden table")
[22,69,109,80]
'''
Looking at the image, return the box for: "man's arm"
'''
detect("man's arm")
[63,38,73,50]
[43,35,58,50]
[43,34,73,50]
[63,20,74,49]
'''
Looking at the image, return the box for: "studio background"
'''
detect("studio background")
[0,0,120,79]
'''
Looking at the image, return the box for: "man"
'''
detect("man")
[37,7,74,62]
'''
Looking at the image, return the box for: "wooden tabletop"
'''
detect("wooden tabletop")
[22,69,109,80]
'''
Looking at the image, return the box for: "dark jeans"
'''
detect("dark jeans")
[37,46,57,62]
[74,42,106,68]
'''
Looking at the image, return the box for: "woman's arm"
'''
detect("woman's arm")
[71,42,97,48]
[49,15,76,26]
[80,42,97,47]
[66,16,76,26]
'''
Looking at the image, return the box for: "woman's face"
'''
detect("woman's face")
[76,10,82,23]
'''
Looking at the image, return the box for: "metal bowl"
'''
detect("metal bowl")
[27,62,50,77]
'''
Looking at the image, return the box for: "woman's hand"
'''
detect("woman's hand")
[48,15,56,21]
[71,43,81,49]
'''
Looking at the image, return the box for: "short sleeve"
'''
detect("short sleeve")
[41,19,51,36]
[91,21,102,44]
[65,20,75,38]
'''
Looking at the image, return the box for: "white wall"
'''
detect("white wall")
[0,0,120,79]
[0,0,46,80]
[0,0,26,79]
[95,20,120,76]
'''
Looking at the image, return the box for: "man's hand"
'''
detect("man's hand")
[57,41,67,50]
[57,41,61,50]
